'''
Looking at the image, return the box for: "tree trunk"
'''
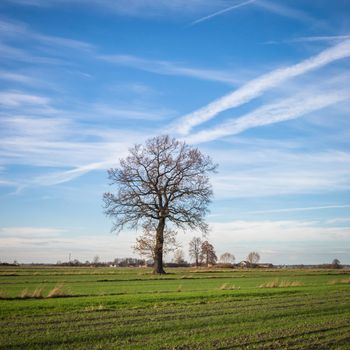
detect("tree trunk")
[153,217,166,274]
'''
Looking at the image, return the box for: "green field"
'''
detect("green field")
[1,266,350,349]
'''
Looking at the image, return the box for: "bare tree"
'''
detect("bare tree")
[133,222,179,261]
[92,255,100,266]
[189,236,202,267]
[173,249,186,264]
[332,258,341,269]
[103,135,217,274]
[200,240,217,266]
[247,251,260,265]
[220,252,235,264]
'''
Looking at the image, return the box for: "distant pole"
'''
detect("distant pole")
[69,253,71,262]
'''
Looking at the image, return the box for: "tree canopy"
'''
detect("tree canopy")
[103,135,217,273]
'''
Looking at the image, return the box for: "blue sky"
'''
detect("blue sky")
[0,0,350,264]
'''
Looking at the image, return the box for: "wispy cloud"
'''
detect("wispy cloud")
[186,89,349,143]
[290,35,350,43]
[209,219,350,243]
[265,35,350,45]
[176,39,350,135]
[207,146,350,198]
[189,0,257,26]
[1,0,224,18]
[0,91,50,107]
[255,0,314,23]
[32,160,117,186]
[92,104,174,121]
[0,18,94,51]
[99,54,240,85]
[0,226,65,237]
[248,204,350,214]
[0,70,37,84]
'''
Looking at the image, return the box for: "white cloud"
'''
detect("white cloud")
[1,0,225,17]
[0,18,94,51]
[0,226,66,237]
[176,39,350,135]
[0,228,138,263]
[248,205,350,214]
[0,91,50,107]
[209,220,350,242]
[186,89,349,143]
[289,35,350,43]
[0,70,37,84]
[99,54,240,84]
[255,0,314,23]
[32,160,117,186]
[207,148,350,198]
[92,103,174,121]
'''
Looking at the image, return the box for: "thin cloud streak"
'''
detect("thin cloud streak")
[0,91,50,107]
[176,40,350,135]
[255,0,314,23]
[0,18,94,51]
[186,90,349,144]
[289,35,350,43]
[99,54,240,85]
[248,204,350,214]
[189,0,257,26]
[32,160,117,186]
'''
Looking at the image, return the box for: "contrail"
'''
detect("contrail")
[176,40,350,135]
[189,0,257,26]
[186,90,349,144]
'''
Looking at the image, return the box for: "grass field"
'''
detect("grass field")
[0,266,350,349]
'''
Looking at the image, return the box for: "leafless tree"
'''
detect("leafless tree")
[220,252,235,264]
[200,240,217,266]
[332,258,341,269]
[133,222,179,261]
[173,249,186,264]
[103,135,217,274]
[92,255,100,266]
[247,251,260,265]
[189,236,202,267]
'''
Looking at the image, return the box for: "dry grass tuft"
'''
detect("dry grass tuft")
[0,290,8,299]
[328,279,337,285]
[259,279,303,288]
[219,283,228,290]
[219,283,240,290]
[32,288,44,298]
[328,278,350,285]
[20,289,31,299]
[47,285,66,298]
[84,304,106,312]
[19,287,44,299]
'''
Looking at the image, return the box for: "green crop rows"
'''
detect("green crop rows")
[1,266,349,349]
